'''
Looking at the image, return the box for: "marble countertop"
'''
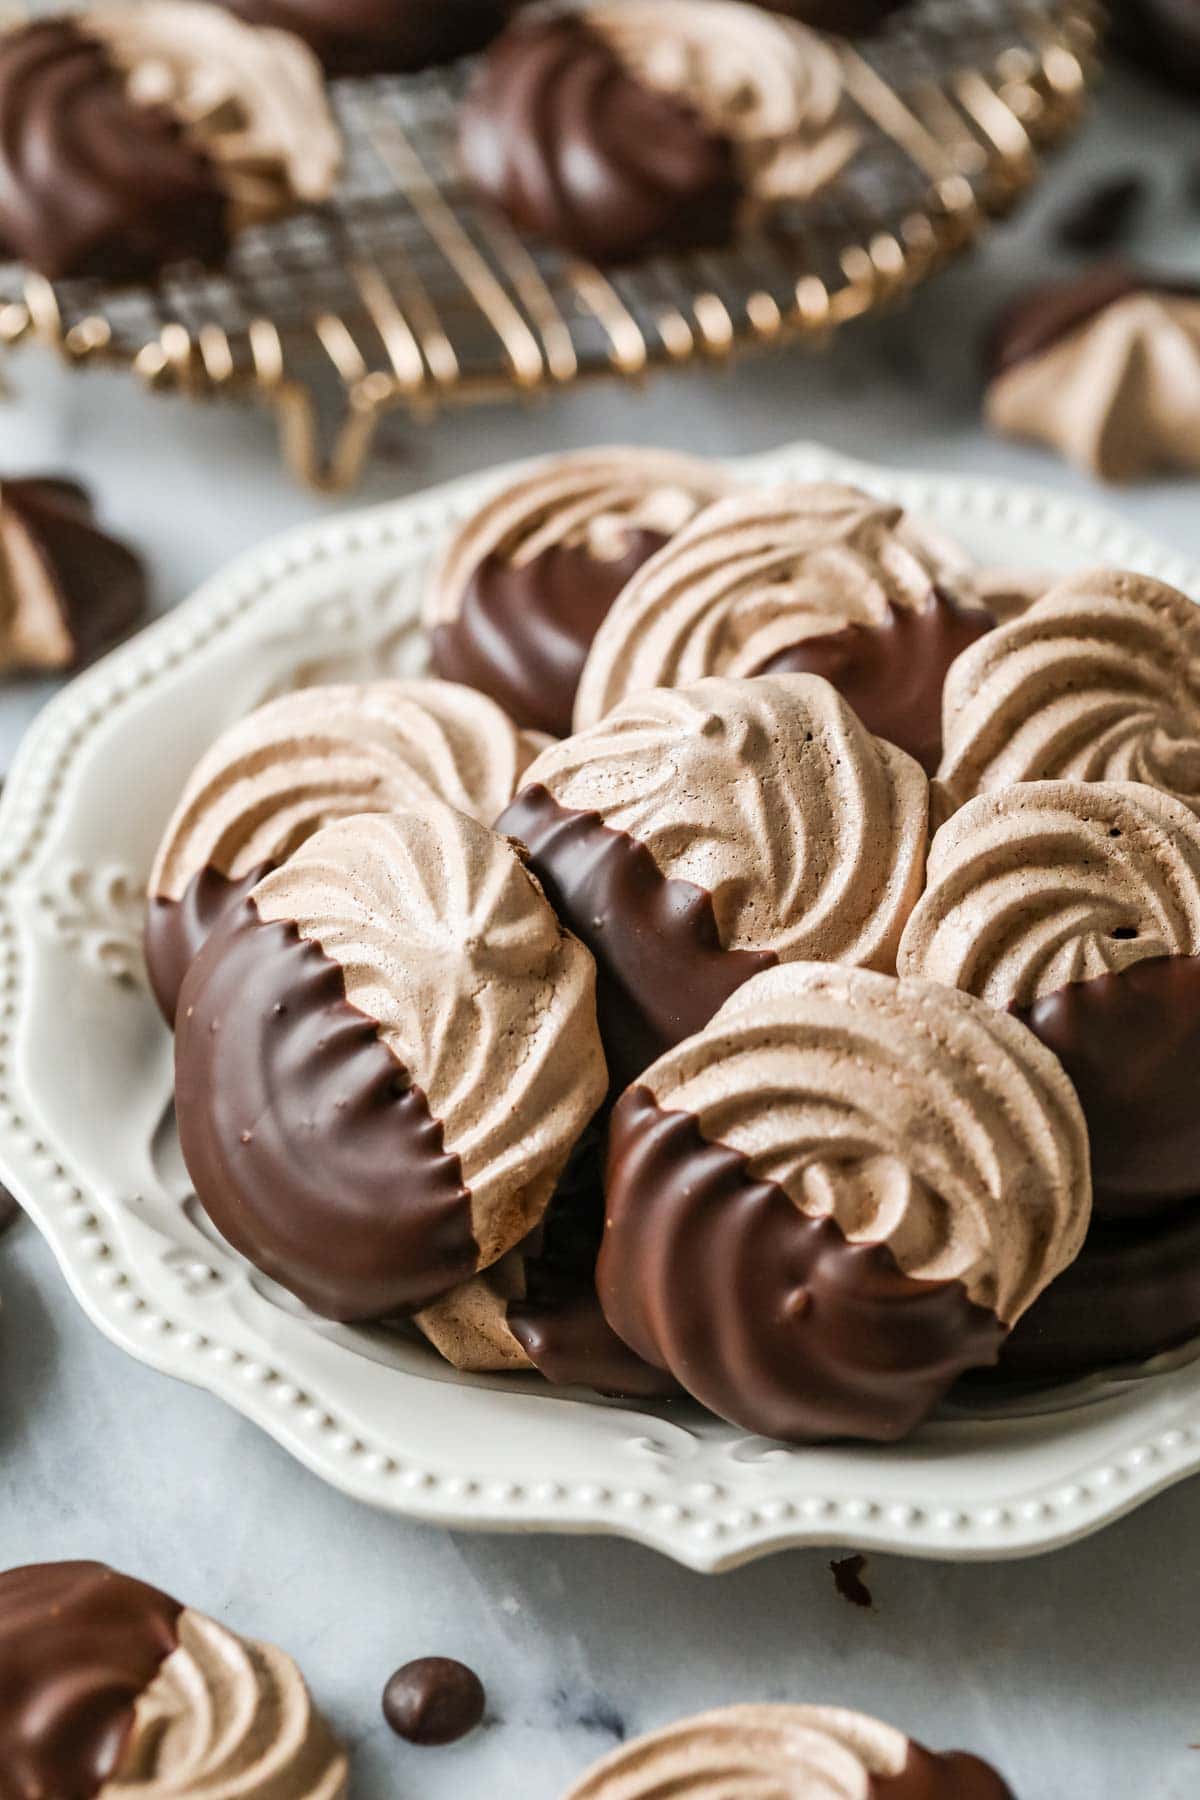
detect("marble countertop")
[1,64,1198,1800]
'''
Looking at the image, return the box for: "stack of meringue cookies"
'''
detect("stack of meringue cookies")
[137,446,1200,1453]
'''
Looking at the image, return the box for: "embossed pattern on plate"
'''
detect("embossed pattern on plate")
[2,441,1200,1572]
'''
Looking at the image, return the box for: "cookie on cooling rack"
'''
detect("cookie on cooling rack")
[563,1703,1014,1799]
[0,478,146,675]
[574,481,990,772]
[936,569,1200,818]
[986,265,1200,481]
[144,678,545,1022]
[459,0,858,264]
[426,448,734,739]
[0,3,340,283]
[175,803,607,1322]
[497,674,929,1093]
[597,961,1090,1443]
[215,0,510,76]
[0,1560,348,1798]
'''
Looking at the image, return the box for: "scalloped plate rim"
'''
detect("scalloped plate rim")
[2,440,1200,1574]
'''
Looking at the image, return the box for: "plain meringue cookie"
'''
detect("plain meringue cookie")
[598,960,1091,1442]
[936,568,1200,819]
[174,803,607,1322]
[497,673,929,1091]
[573,481,991,772]
[986,265,1200,481]
[562,1703,1015,1799]
[0,1561,348,1799]
[427,447,734,738]
[144,677,545,1021]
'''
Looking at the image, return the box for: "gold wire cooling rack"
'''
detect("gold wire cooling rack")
[0,0,1100,489]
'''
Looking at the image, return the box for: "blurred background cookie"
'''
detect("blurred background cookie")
[0,477,146,676]
[216,0,511,75]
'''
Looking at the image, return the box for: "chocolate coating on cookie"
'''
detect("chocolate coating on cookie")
[498,675,928,1092]
[574,483,988,770]
[758,0,912,29]
[459,13,740,264]
[176,806,606,1319]
[145,678,543,1021]
[563,1703,1013,1800]
[0,478,146,674]
[0,1562,182,1798]
[217,0,508,75]
[428,449,732,738]
[599,963,1089,1442]
[1112,0,1200,92]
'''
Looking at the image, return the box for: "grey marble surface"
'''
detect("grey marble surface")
[2,62,1200,1800]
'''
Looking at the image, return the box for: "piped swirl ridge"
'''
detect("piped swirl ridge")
[937,568,1200,816]
[899,780,1200,1009]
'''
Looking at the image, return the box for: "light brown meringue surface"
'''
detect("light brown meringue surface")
[428,448,733,630]
[937,568,1200,817]
[573,482,980,731]
[416,1252,533,1373]
[640,961,1090,1324]
[987,288,1200,481]
[899,780,1200,1009]
[563,1704,914,1800]
[521,673,929,973]
[252,805,607,1266]
[586,0,858,202]
[105,1608,347,1799]
[149,679,544,903]
[86,0,341,225]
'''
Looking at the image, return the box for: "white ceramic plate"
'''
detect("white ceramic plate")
[4,441,1200,1574]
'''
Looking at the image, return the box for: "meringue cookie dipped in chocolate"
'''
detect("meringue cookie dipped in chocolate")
[986,266,1200,481]
[145,678,543,1022]
[574,483,991,773]
[175,804,606,1321]
[758,0,913,29]
[563,1704,1015,1800]
[428,449,733,739]
[215,0,508,76]
[0,1561,348,1799]
[0,478,146,674]
[599,962,1090,1441]
[0,4,340,283]
[498,674,929,1093]
[899,780,1200,1224]
[936,569,1200,819]
[459,1,856,265]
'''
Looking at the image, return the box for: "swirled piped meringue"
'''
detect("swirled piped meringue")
[175,804,607,1319]
[936,568,1200,817]
[987,270,1200,481]
[599,961,1090,1440]
[587,0,858,202]
[106,1608,347,1798]
[563,1703,1014,1800]
[899,780,1200,1009]
[498,675,928,1090]
[145,679,543,1021]
[428,448,733,737]
[574,483,989,771]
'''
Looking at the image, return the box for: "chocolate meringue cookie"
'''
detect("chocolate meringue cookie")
[427,448,733,739]
[1112,0,1200,91]
[574,483,991,773]
[498,674,929,1093]
[214,0,508,76]
[0,4,339,283]
[0,1561,348,1799]
[563,1703,1014,1800]
[175,804,606,1320]
[986,266,1200,481]
[459,1,856,265]
[0,478,146,674]
[759,0,912,28]
[936,569,1200,819]
[145,677,544,1021]
[599,961,1090,1441]
[900,779,1200,1223]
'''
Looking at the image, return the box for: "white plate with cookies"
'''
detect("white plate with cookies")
[3,438,1200,1573]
